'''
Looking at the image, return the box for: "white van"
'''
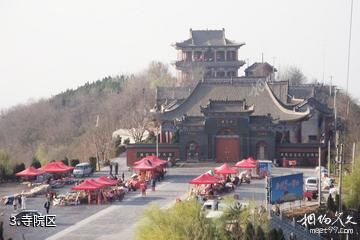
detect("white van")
[73,163,92,177]
[304,177,318,192]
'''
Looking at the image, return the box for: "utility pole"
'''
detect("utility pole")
[352,142,356,172]
[338,144,344,213]
[328,140,331,174]
[338,0,354,214]
[156,126,160,157]
[334,88,338,176]
[329,76,333,96]
[318,145,322,206]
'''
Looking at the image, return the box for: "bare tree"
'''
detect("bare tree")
[178,65,205,87]
[278,66,307,85]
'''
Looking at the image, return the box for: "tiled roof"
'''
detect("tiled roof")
[159,78,309,121]
[192,30,225,45]
[245,62,277,75]
[156,86,192,101]
[296,97,332,115]
[268,81,289,104]
[176,29,245,47]
[200,100,254,113]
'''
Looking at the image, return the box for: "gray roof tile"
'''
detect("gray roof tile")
[159,79,309,121]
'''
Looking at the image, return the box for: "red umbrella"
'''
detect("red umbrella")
[214,164,237,175]
[134,156,166,167]
[235,160,256,168]
[16,166,45,177]
[72,179,104,190]
[246,156,257,164]
[189,173,220,185]
[95,176,118,186]
[132,161,157,171]
[40,162,74,173]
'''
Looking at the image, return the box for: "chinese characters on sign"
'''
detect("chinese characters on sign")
[270,173,304,204]
[297,212,357,235]
[280,152,319,158]
[275,178,301,191]
[9,215,56,227]
[136,152,174,159]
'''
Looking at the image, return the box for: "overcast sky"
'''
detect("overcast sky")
[0,0,359,110]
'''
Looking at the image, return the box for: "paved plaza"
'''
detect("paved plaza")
[0,157,318,240]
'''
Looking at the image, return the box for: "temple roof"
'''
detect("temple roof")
[175,29,245,48]
[295,97,333,115]
[200,99,254,113]
[156,86,192,102]
[268,81,289,104]
[158,78,309,122]
[245,62,277,77]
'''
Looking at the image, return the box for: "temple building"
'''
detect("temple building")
[174,28,245,81]
[126,29,334,167]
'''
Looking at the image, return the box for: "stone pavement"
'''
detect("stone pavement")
[0,156,320,240]
[46,167,205,240]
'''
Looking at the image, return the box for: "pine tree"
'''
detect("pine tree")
[244,222,255,240]
[327,194,336,212]
[255,225,265,240]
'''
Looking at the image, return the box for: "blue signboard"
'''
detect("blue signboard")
[270,173,303,204]
[258,161,272,177]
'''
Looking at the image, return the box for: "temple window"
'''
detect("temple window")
[194,51,203,61]
[308,135,317,143]
[216,71,225,77]
[227,51,236,61]
[204,50,214,62]
[184,51,192,61]
[216,51,225,61]
[226,71,235,77]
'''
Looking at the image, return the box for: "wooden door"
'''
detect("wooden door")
[215,136,240,162]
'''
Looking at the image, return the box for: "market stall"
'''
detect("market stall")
[235,159,256,182]
[40,161,75,188]
[16,166,45,177]
[94,176,118,186]
[189,173,224,198]
[72,179,105,204]
[235,159,256,168]
[134,156,167,167]
[214,163,239,185]
[134,156,167,181]
[132,161,157,182]
[40,161,74,172]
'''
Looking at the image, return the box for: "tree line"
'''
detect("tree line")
[0,62,176,179]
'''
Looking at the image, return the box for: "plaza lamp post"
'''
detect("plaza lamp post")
[319,134,325,206]
[155,126,160,157]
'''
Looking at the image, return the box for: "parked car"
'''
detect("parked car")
[202,200,248,219]
[10,210,42,226]
[73,163,92,177]
[304,177,318,192]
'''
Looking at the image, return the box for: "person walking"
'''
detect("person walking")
[12,196,17,211]
[21,195,26,210]
[140,182,147,196]
[109,164,113,176]
[151,178,156,191]
[121,172,125,181]
[44,199,51,214]
[115,163,119,176]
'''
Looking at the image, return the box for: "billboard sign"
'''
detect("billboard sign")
[258,160,272,177]
[270,173,303,204]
